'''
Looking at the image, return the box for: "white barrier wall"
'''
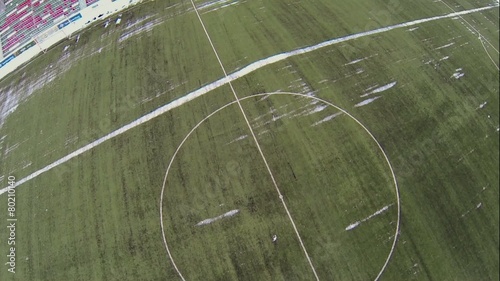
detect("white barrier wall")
[0,0,142,81]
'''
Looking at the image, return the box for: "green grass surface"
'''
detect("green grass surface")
[0,0,498,280]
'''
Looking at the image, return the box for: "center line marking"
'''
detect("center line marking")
[2,5,495,195]
[188,0,320,280]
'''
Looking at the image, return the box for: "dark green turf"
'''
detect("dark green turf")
[0,0,498,280]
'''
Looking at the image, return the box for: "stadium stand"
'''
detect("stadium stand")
[0,0,5,14]
[0,0,140,79]
[0,0,86,57]
[0,0,5,58]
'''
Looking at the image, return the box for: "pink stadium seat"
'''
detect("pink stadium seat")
[1,0,86,55]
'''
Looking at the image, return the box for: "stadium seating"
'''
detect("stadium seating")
[0,0,84,56]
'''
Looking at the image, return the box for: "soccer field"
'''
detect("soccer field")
[0,0,498,280]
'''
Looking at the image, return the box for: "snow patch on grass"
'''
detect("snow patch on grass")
[477,101,487,109]
[119,18,164,43]
[227,135,248,144]
[196,209,240,226]
[361,81,397,97]
[304,105,328,116]
[346,204,392,231]
[354,96,381,107]
[451,68,465,79]
[345,57,366,66]
[435,42,455,50]
[312,112,343,126]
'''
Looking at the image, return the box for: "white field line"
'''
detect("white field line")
[0,4,496,195]
[439,0,499,54]
[188,0,320,279]
[438,0,499,70]
[480,37,500,70]
[159,92,401,281]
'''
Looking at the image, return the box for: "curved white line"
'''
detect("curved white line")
[438,0,499,70]
[159,92,401,281]
[1,4,496,194]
